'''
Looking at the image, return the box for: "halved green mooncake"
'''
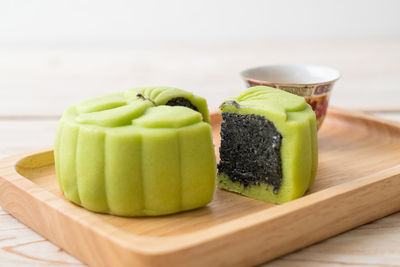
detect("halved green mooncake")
[54,87,216,216]
[218,86,318,204]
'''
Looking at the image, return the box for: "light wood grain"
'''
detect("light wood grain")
[270,213,400,266]
[1,38,400,266]
[0,117,399,267]
[1,107,400,266]
[0,113,396,266]
[0,120,58,159]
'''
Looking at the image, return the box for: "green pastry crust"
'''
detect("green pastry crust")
[54,87,216,216]
[218,86,318,204]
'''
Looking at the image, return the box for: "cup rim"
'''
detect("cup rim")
[240,64,341,86]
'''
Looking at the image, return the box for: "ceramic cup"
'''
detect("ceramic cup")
[241,64,340,129]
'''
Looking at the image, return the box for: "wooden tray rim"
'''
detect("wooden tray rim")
[1,107,400,255]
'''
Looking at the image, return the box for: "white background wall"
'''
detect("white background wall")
[0,0,399,114]
[1,0,400,45]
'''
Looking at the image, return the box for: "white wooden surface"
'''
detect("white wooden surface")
[0,39,400,266]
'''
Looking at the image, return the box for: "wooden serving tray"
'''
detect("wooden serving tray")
[1,107,400,267]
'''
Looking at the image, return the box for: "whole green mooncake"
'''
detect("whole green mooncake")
[218,86,318,204]
[54,87,216,216]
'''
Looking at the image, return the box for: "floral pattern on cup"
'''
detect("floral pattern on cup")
[306,95,330,129]
[244,79,335,129]
[242,63,340,130]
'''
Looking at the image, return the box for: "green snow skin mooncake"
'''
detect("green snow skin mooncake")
[54,87,216,216]
[218,86,318,204]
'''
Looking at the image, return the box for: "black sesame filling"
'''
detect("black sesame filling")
[217,113,283,193]
[166,97,199,112]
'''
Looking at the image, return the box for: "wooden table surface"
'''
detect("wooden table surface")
[0,38,400,266]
